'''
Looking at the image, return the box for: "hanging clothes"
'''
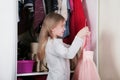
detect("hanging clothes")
[56,0,68,20]
[52,0,58,12]
[33,0,45,30]
[63,0,86,44]
[44,0,53,14]
[18,0,34,35]
[63,0,70,38]
[69,0,73,11]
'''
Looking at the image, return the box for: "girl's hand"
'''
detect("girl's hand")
[76,26,90,39]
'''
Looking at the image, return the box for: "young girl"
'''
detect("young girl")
[37,12,90,80]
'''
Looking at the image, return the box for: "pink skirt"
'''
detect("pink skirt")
[72,50,101,80]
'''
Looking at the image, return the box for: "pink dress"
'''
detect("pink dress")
[72,50,101,80]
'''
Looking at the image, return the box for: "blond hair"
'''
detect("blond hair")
[37,12,65,60]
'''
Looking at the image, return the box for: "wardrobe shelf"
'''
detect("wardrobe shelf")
[17,71,74,77]
[17,72,48,76]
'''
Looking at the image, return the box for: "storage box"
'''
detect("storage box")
[17,60,34,74]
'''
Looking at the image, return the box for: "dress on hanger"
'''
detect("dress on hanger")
[72,37,101,80]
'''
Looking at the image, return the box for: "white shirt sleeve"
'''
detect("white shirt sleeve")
[52,36,83,59]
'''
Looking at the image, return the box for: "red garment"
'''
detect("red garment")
[64,0,86,44]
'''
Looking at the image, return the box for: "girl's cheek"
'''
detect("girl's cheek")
[64,27,66,31]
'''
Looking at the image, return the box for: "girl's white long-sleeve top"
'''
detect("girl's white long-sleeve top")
[45,36,83,80]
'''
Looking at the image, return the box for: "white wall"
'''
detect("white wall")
[0,0,16,80]
[99,0,120,80]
